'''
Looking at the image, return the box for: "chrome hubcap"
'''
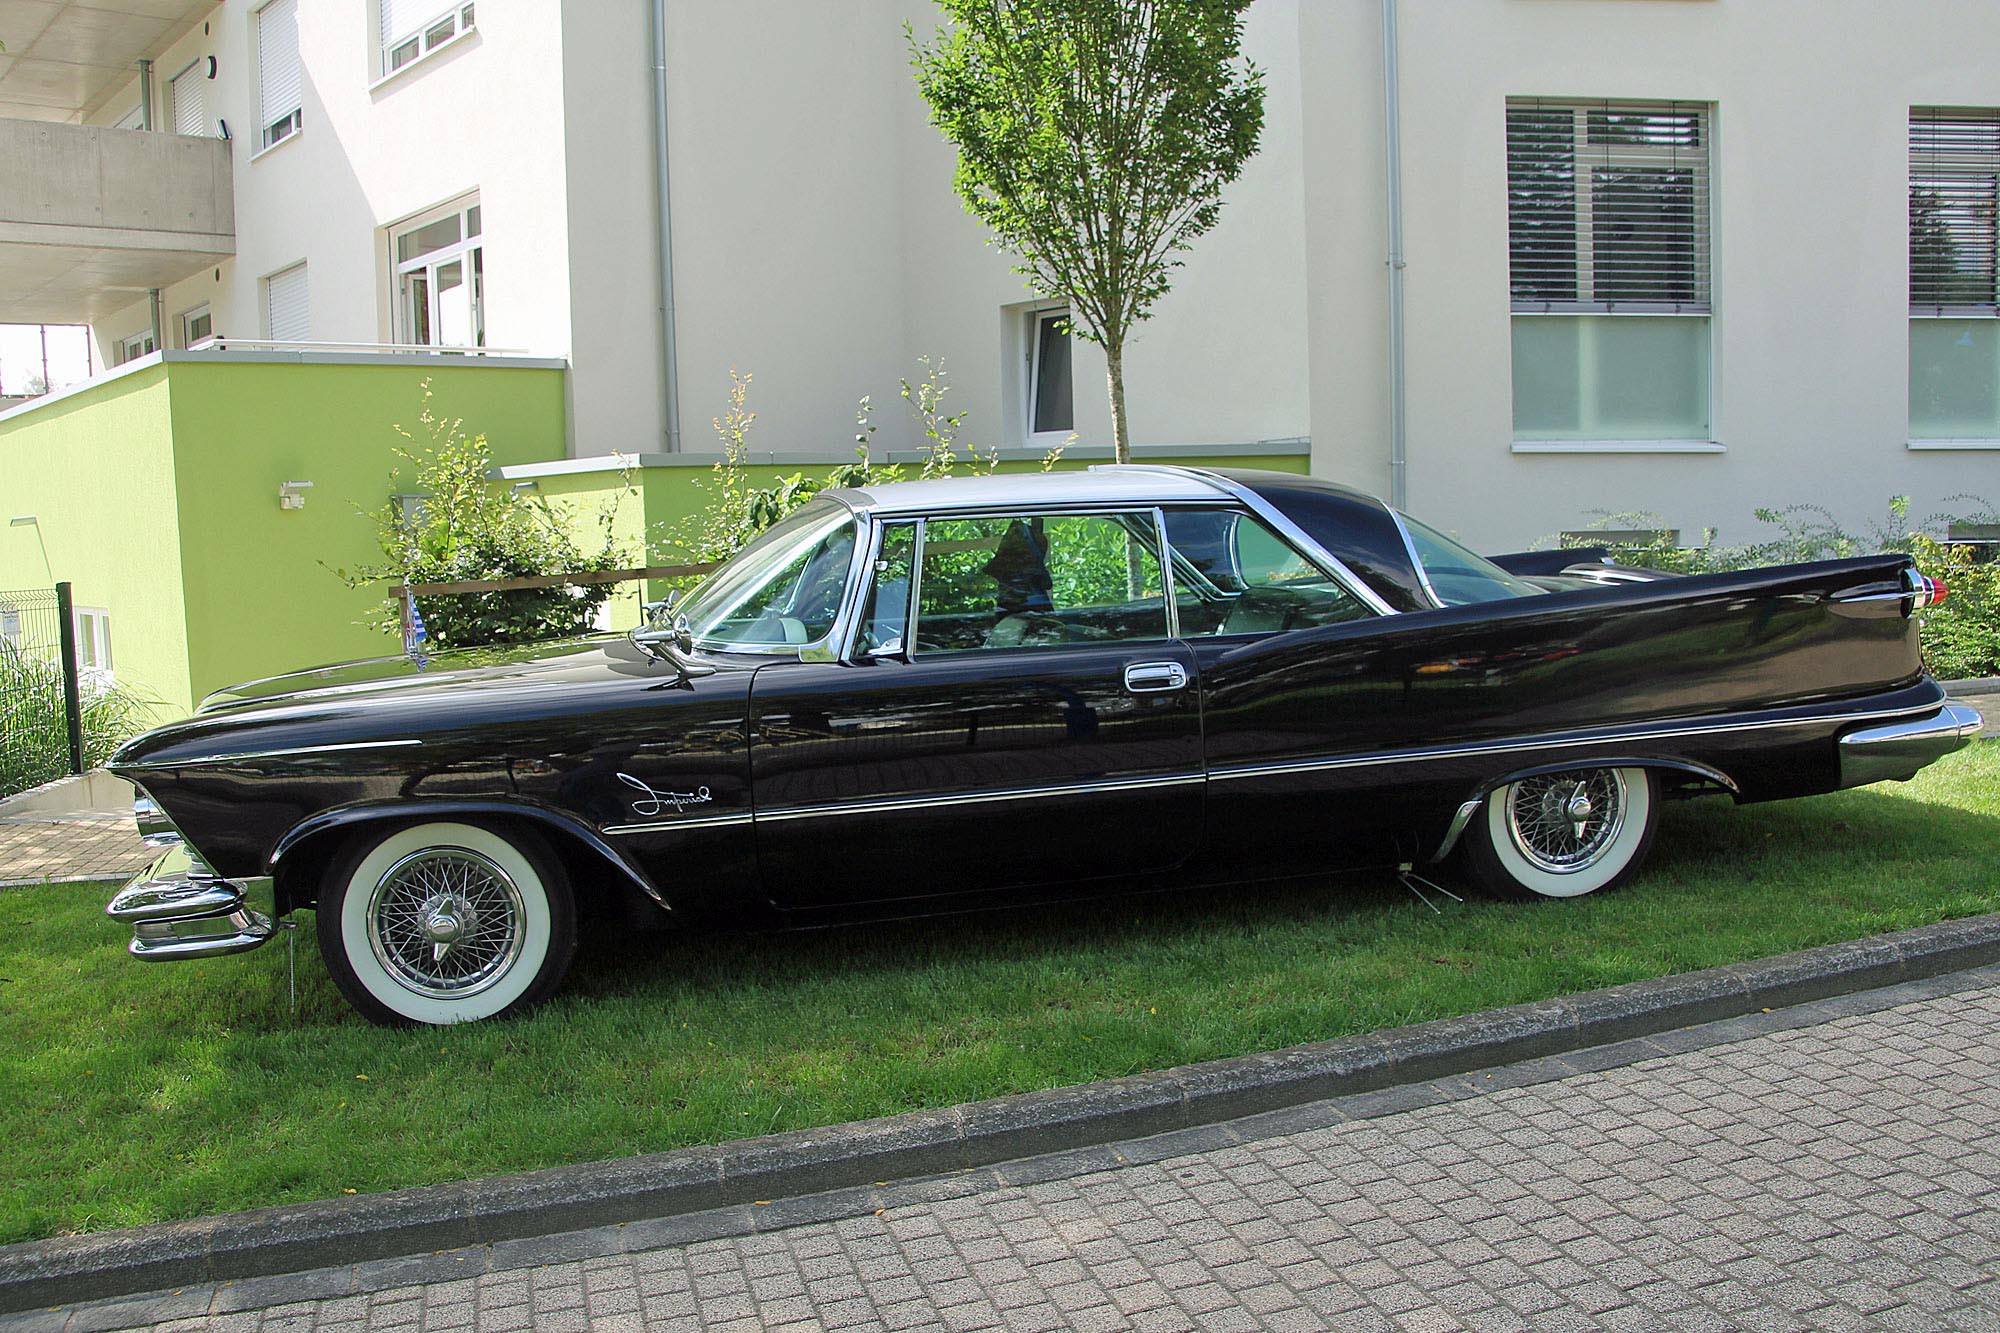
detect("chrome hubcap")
[367,848,526,999]
[1505,770,1627,875]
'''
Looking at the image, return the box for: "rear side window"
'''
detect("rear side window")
[1397,513,1544,606]
[1163,509,1373,636]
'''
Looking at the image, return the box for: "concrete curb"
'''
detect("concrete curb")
[1944,675,2000,700]
[7,912,2000,1313]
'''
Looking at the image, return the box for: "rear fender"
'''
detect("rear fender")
[1430,756,1738,863]
[268,799,669,918]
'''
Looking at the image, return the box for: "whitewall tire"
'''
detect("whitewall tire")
[316,821,576,1025]
[1456,767,1659,900]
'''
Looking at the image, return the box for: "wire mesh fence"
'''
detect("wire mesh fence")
[0,585,82,800]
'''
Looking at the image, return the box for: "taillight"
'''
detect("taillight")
[1917,575,1948,608]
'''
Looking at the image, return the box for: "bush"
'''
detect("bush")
[339,386,629,650]
[1561,497,2000,680]
[0,642,152,798]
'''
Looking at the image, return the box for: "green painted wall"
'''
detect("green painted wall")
[165,360,569,704]
[0,366,192,721]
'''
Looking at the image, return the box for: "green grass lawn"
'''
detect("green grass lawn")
[2,745,1996,1244]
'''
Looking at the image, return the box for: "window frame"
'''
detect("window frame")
[391,197,485,348]
[1908,106,2000,444]
[117,330,157,365]
[255,0,303,155]
[1505,97,1717,447]
[168,57,207,137]
[380,1,477,81]
[1024,304,1074,445]
[263,261,310,341]
[73,607,113,684]
[179,304,213,348]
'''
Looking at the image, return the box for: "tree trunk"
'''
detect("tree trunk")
[1105,340,1132,466]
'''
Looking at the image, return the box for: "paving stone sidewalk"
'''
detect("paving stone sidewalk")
[48,968,2000,1333]
[0,812,151,888]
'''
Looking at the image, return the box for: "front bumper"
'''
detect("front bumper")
[1839,702,1984,787]
[106,846,275,961]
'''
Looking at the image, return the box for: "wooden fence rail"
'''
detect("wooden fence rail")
[391,562,722,603]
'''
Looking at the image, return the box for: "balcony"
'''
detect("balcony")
[0,117,233,324]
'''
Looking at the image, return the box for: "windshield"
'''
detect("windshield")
[1397,513,1544,606]
[675,500,858,649]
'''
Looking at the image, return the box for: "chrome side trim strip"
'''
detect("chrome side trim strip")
[755,772,1208,825]
[121,738,424,770]
[1207,701,1947,785]
[602,811,757,836]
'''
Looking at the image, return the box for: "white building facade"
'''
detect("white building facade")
[15,0,2000,548]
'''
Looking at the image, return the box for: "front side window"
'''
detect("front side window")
[677,501,857,650]
[256,0,302,151]
[908,512,1167,653]
[1162,509,1373,634]
[1910,107,2000,438]
[395,201,484,348]
[1397,514,1542,606]
[1506,99,1712,441]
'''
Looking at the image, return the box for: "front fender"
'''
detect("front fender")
[268,798,669,915]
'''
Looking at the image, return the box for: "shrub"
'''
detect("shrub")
[1561,497,2000,679]
[0,641,152,798]
[339,386,629,650]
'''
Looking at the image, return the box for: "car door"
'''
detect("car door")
[750,509,1203,916]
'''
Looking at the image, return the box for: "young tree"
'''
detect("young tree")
[910,0,1264,464]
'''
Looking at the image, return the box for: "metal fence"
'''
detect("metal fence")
[0,583,85,800]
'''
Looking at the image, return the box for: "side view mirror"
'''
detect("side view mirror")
[631,589,691,655]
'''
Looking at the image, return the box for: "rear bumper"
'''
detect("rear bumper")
[1838,703,1984,787]
[106,847,275,961]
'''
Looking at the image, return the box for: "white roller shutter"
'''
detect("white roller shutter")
[265,264,310,342]
[257,0,302,138]
[381,0,432,48]
[171,62,206,137]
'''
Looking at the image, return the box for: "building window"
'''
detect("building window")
[394,201,484,348]
[1910,107,2000,439]
[170,59,208,136]
[1505,99,1712,442]
[114,102,146,131]
[265,263,310,341]
[180,305,213,348]
[1027,307,1072,438]
[74,608,113,685]
[117,331,157,365]
[257,0,303,152]
[382,1,476,75]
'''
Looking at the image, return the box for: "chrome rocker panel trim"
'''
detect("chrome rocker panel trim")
[108,848,276,961]
[1838,702,1983,787]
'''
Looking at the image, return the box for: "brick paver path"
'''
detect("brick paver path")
[0,812,151,887]
[49,975,2000,1332]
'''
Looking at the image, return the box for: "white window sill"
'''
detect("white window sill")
[1511,440,1725,455]
[249,126,303,163]
[1908,438,2000,451]
[369,27,477,95]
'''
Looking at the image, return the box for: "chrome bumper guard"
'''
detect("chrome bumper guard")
[1839,702,1984,787]
[106,847,275,962]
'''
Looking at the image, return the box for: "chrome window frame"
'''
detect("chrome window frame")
[682,500,875,659]
[1386,507,1446,610]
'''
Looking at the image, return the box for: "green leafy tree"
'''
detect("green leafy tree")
[910,0,1265,464]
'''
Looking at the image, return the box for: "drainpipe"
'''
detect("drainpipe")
[1381,0,1408,510]
[648,0,683,452]
[138,59,154,130]
[148,288,163,353]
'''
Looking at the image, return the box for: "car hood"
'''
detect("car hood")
[110,636,751,772]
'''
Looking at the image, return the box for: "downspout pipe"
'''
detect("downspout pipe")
[1381,0,1407,510]
[649,0,683,452]
[138,59,154,131]
[148,288,163,354]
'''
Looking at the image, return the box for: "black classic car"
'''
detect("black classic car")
[107,466,1980,1025]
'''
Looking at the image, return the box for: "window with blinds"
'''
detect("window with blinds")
[382,1,476,76]
[1506,99,1711,314]
[266,264,310,342]
[170,61,206,137]
[1505,98,1713,443]
[1911,107,2000,438]
[257,0,302,152]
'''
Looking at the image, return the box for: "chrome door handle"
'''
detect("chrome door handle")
[1123,661,1189,693]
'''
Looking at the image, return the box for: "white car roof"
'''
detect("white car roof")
[827,464,1234,517]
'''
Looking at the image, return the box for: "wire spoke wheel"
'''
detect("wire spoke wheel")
[1503,769,1627,874]
[366,848,527,999]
